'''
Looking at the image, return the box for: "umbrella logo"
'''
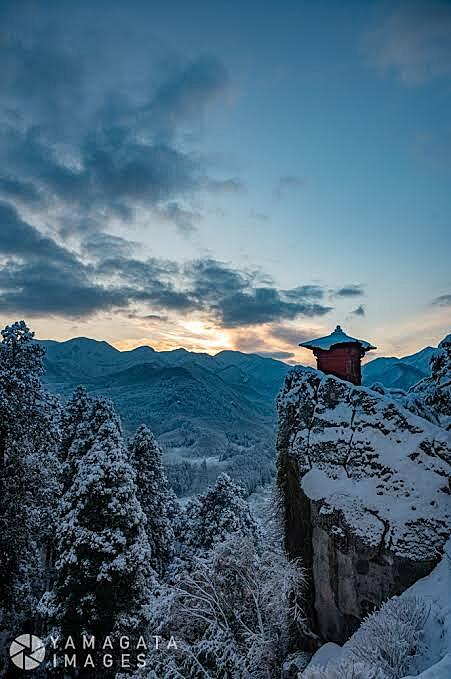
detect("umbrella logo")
[10,634,46,671]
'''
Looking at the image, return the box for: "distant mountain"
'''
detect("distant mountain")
[40,335,447,495]
[362,345,437,391]
[40,338,290,496]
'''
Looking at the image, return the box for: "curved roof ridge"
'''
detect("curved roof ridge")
[299,325,376,352]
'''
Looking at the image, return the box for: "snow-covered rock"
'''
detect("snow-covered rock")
[302,540,450,678]
[399,538,451,677]
[409,333,451,431]
[305,643,343,671]
[276,366,451,643]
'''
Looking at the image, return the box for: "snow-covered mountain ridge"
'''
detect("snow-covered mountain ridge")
[39,337,290,495]
[362,345,438,390]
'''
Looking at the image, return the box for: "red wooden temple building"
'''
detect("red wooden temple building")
[300,325,376,385]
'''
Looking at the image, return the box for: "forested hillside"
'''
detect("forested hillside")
[40,337,290,495]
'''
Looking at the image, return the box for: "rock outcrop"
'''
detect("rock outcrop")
[409,333,451,431]
[276,367,451,644]
[370,333,451,432]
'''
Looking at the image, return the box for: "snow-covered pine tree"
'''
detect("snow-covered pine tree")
[48,398,153,656]
[129,425,175,575]
[0,321,60,668]
[184,472,258,551]
[59,385,95,491]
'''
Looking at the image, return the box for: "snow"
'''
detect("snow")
[278,367,451,560]
[404,654,451,678]
[303,546,450,677]
[300,325,376,352]
[301,468,330,501]
[399,539,451,676]
[307,642,343,670]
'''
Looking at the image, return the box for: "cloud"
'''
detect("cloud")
[0,176,42,206]
[186,259,332,327]
[0,204,334,325]
[350,304,366,316]
[158,202,201,236]
[432,293,451,306]
[274,175,303,199]
[270,324,317,345]
[0,202,131,316]
[143,55,229,141]
[364,1,451,84]
[284,285,325,300]
[204,177,246,194]
[216,288,331,327]
[82,232,137,259]
[0,5,239,237]
[334,284,365,297]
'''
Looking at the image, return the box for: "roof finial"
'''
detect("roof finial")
[335,324,342,332]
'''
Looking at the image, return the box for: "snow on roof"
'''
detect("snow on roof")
[299,325,376,352]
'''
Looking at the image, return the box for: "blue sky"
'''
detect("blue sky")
[0,0,449,362]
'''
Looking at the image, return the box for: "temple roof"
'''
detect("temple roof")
[299,325,376,352]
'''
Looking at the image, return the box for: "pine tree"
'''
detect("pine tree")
[48,398,153,654]
[0,322,60,666]
[59,386,95,491]
[129,425,175,575]
[184,473,258,551]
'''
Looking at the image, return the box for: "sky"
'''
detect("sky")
[0,0,450,365]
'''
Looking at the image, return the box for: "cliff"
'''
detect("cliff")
[276,367,451,643]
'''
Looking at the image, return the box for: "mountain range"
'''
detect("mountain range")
[40,337,290,495]
[39,336,441,495]
[361,345,437,390]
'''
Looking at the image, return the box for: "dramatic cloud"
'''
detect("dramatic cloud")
[0,204,333,325]
[186,260,332,327]
[365,1,451,84]
[0,202,131,315]
[432,293,451,306]
[350,304,366,317]
[334,284,365,298]
[216,289,331,328]
[0,4,238,237]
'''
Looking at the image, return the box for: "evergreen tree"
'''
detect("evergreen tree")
[184,473,258,551]
[59,386,95,491]
[0,322,60,667]
[129,425,175,575]
[47,398,153,658]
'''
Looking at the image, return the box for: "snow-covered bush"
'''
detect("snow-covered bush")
[345,595,429,679]
[147,530,305,677]
[302,659,386,678]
